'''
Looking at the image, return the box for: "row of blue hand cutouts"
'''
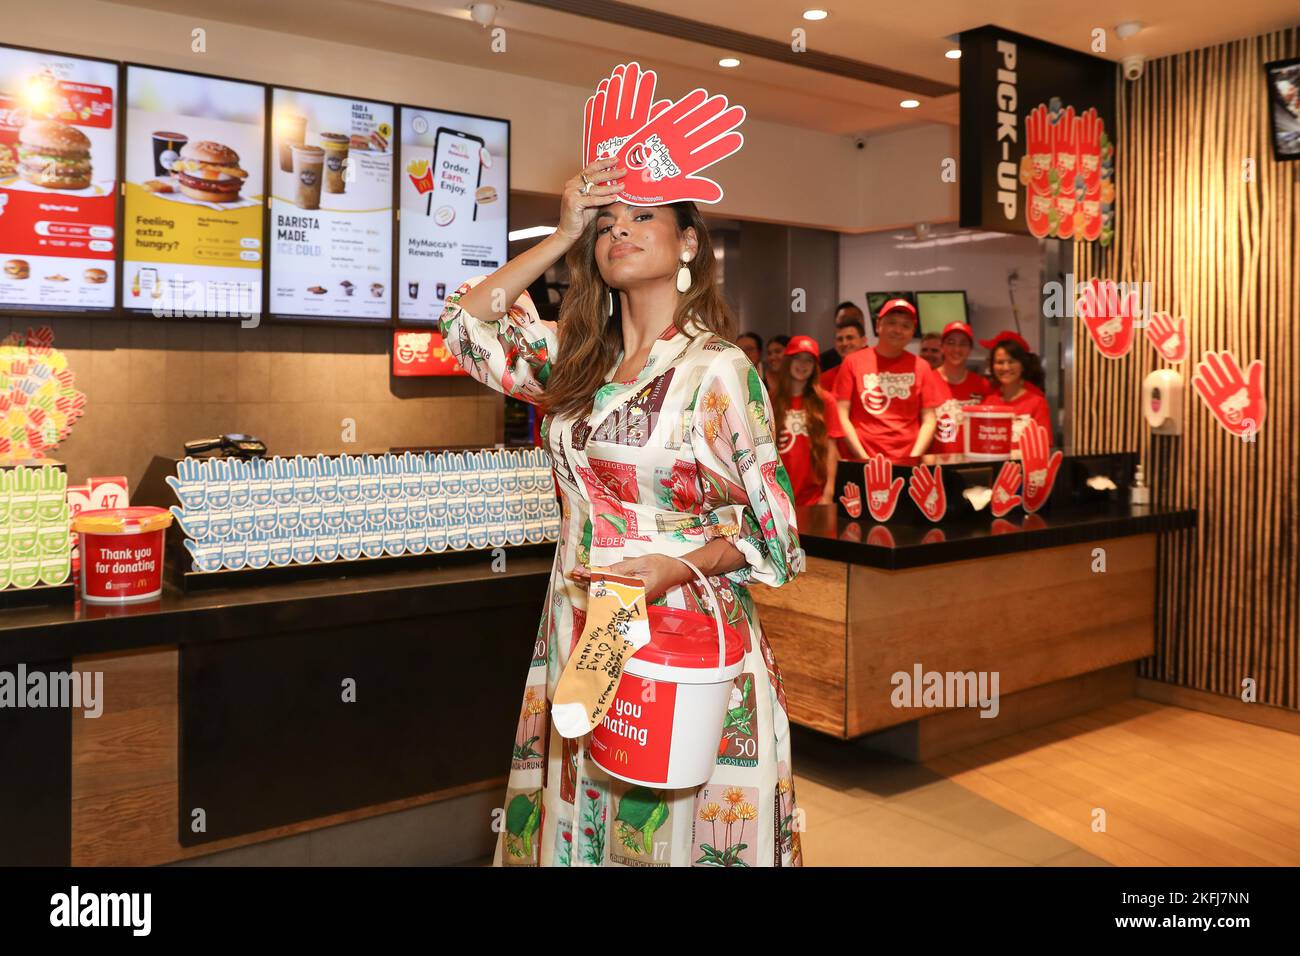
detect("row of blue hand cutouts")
[170,494,560,539]
[165,449,555,512]
[182,517,561,572]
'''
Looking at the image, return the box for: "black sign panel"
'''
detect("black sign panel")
[959,25,1117,246]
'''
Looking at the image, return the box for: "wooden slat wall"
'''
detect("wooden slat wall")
[1072,27,1299,710]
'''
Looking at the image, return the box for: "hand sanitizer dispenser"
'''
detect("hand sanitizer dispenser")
[1130,463,1150,506]
[1143,369,1184,435]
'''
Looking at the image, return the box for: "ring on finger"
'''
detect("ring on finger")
[580,181,592,195]
[580,172,592,186]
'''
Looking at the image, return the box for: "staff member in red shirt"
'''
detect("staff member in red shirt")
[833,298,945,463]
[930,321,992,456]
[771,335,844,505]
[982,331,1053,452]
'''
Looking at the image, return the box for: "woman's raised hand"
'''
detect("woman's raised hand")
[556,157,626,245]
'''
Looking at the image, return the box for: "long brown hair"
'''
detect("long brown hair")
[769,356,831,483]
[543,202,735,420]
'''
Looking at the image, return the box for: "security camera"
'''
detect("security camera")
[1122,54,1145,81]
[852,134,867,150]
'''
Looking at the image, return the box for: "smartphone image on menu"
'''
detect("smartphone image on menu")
[431,127,485,227]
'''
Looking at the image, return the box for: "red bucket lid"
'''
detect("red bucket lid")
[73,506,173,534]
[965,404,1013,416]
[634,606,744,669]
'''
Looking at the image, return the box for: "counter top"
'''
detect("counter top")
[794,503,1196,570]
[0,546,556,663]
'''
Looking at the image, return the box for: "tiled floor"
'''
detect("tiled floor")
[790,727,1108,867]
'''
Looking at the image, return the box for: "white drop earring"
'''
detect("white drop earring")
[676,251,693,293]
[606,287,615,315]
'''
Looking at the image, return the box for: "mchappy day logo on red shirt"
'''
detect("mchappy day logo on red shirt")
[859,371,915,416]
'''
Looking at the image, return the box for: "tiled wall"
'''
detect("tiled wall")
[11,316,502,490]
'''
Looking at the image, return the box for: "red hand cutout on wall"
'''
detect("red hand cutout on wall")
[1077,278,1139,359]
[1193,350,1266,439]
[1145,311,1188,363]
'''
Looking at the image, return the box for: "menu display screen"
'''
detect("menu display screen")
[268,87,393,321]
[398,107,508,323]
[0,44,117,312]
[122,66,264,318]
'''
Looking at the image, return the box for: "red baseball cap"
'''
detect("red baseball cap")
[878,298,918,322]
[783,335,821,361]
[979,330,1032,353]
[941,321,975,344]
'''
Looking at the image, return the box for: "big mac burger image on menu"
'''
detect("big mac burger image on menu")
[170,140,248,202]
[18,120,93,190]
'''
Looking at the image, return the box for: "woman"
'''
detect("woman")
[737,331,765,383]
[982,331,1052,452]
[440,155,805,868]
[765,334,791,381]
[770,335,843,505]
[928,321,991,457]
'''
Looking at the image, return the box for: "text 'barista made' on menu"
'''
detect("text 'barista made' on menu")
[268,88,392,320]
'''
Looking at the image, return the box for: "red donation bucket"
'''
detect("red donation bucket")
[590,604,744,789]
[72,507,173,604]
[964,405,1015,460]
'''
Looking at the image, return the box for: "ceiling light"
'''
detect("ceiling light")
[468,3,497,28]
[1115,21,1143,40]
[900,99,920,109]
[718,57,741,68]
[802,9,829,20]
[509,226,556,242]
[945,49,962,59]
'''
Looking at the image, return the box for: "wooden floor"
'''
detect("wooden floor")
[928,699,1300,866]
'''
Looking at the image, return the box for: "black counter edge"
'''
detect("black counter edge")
[800,509,1198,570]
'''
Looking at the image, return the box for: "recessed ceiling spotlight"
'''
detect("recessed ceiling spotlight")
[945,49,962,59]
[900,99,920,109]
[1115,21,1143,40]
[719,57,741,68]
[803,9,829,20]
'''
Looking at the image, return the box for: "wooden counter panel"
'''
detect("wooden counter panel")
[845,535,1156,737]
[751,556,847,623]
[749,601,846,738]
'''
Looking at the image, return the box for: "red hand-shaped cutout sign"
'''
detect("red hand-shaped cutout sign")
[614,88,745,205]
[908,464,946,523]
[864,454,904,523]
[1019,422,1062,514]
[1193,350,1266,439]
[1077,278,1139,359]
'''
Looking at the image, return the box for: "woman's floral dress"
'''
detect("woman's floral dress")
[441,276,806,867]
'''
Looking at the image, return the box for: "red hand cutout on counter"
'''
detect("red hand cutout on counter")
[990,461,1023,517]
[1020,422,1062,514]
[838,481,863,519]
[864,454,904,523]
[908,464,947,523]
